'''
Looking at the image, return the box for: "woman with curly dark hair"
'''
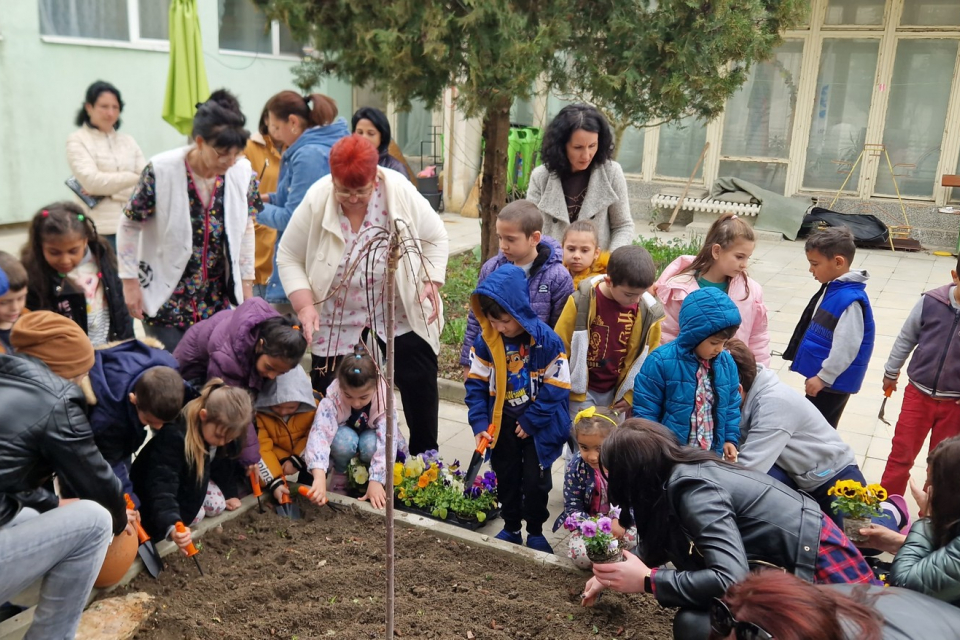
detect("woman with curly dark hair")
[526,104,634,250]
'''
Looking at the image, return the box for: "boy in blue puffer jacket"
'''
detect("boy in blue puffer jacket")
[632,287,741,460]
[465,265,571,554]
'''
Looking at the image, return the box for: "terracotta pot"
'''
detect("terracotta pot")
[842,517,872,544]
[94,531,139,588]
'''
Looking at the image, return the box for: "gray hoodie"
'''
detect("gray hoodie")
[255,367,316,416]
[739,365,856,492]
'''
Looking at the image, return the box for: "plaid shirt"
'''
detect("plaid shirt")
[689,358,715,450]
[814,514,882,585]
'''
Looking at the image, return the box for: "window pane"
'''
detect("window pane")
[218,0,270,54]
[39,0,129,40]
[876,40,959,198]
[617,126,644,175]
[656,117,707,180]
[353,85,389,116]
[802,39,879,193]
[824,0,885,26]
[719,160,788,195]
[396,100,435,175]
[901,1,960,27]
[138,0,170,40]
[510,97,535,127]
[546,95,575,123]
[722,41,803,160]
[278,21,302,56]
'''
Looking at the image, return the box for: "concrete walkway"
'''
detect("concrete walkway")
[425,217,955,552]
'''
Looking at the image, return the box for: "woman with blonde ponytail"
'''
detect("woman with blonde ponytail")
[131,379,252,555]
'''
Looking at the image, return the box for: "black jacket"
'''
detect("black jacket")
[130,417,241,541]
[650,461,822,610]
[26,241,134,342]
[828,584,960,639]
[0,353,127,535]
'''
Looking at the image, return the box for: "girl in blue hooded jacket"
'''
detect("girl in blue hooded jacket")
[632,287,741,460]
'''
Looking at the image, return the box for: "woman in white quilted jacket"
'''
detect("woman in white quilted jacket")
[65,81,146,248]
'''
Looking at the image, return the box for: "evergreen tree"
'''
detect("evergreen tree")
[259,0,806,260]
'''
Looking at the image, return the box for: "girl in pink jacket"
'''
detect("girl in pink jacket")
[301,348,406,510]
[655,214,771,366]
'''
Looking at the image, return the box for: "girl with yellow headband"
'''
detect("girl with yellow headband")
[552,406,637,569]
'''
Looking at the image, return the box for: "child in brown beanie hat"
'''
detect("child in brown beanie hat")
[10,311,95,380]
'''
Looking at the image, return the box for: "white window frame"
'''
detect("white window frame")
[616,0,960,205]
[39,0,170,52]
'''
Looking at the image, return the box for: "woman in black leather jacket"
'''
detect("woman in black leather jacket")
[581,419,878,639]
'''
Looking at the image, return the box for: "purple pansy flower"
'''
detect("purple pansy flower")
[580,520,598,538]
[597,517,613,534]
[607,539,619,553]
[608,505,622,519]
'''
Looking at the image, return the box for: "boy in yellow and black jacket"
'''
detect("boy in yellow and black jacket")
[554,245,664,417]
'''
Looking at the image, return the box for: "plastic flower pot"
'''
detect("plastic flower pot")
[842,517,872,544]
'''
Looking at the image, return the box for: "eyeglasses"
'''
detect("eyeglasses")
[208,146,241,163]
[710,599,774,640]
[333,184,375,201]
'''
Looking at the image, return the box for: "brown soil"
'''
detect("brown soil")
[439,343,463,381]
[123,505,674,639]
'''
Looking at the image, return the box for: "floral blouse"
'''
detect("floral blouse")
[122,161,262,328]
[312,182,412,357]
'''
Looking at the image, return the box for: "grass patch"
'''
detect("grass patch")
[634,234,704,276]
[439,250,481,379]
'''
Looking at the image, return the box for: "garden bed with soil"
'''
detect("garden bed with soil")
[124,505,673,639]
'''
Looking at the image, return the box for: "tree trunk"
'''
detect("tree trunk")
[613,122,628,160]
[478,97,513,262]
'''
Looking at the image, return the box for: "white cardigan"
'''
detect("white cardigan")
[65,125,146,234]
[276,168,449,354]
[117,146,255,317]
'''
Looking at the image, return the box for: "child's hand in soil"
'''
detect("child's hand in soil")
[611,518,626,539]
[281,460,297,476]
[273,483,290,504]
[225,497,242,511]
[172,525,194,555]
[581,576,606,607]
[359,480,386,509]
[303,470,328,506]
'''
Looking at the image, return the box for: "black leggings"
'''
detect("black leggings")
[311,330,439,456]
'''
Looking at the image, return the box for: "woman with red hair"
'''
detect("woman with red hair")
[276,135,447,463]
[710,570,960,640]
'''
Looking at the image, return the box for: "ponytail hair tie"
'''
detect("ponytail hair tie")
[77,214,85,222]
[353,367,361,374]
[41,209,49,217]
[292,325,300,331]
[730,214,738,220]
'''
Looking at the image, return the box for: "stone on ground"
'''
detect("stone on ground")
[75,593,155,640]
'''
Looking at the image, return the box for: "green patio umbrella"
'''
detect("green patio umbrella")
[162,0,210,135]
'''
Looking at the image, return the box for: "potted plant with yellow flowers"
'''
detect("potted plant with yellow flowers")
[827,479,887,543]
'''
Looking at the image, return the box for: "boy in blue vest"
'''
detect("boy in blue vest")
[465,265,571,554]
[784,227,875,428]
[879,256,960,496]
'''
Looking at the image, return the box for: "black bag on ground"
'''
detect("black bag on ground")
[800,207,889,245]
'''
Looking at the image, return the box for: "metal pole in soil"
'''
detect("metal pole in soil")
[383,230,400,638]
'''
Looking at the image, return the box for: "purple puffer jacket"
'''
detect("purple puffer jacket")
[174,298,280,466]
[459,235,574,366]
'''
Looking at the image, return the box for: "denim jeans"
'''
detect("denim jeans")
[329,427,378,473]
[0,501,112,640]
